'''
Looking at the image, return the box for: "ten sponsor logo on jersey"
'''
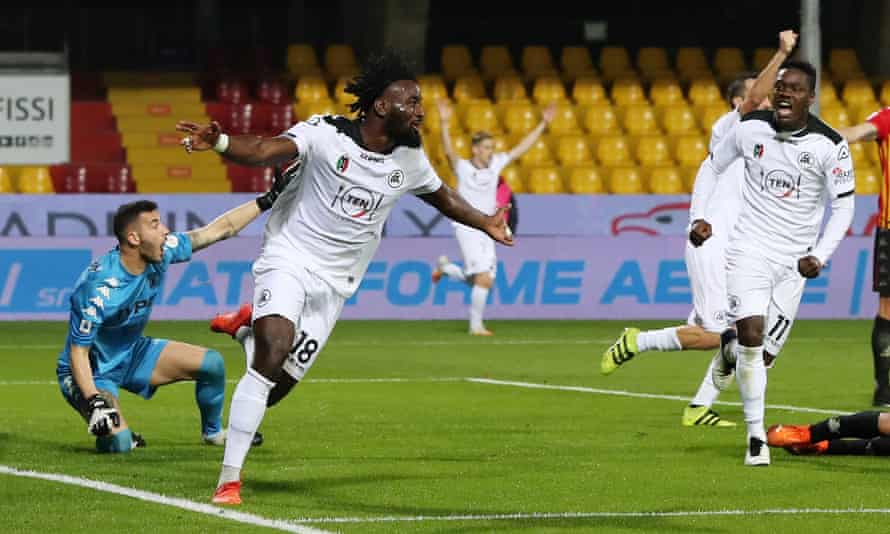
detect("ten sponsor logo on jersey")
[762,169,800,198]
[331,184,384,220]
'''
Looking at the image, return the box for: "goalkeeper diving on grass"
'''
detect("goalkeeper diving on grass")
[55,169,293,453]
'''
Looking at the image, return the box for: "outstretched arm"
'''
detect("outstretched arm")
[739,30,798,115]
[839,122,879,143]
[177,120,298,166]
[419,184,514,246]
[508,103,556,161]
[186,200,262,252]
[437,100,460,171]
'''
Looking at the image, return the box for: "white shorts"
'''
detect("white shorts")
[725,246,805,355]
[252,265,345,381]
[455,225,496,277]
[685,238,731,332]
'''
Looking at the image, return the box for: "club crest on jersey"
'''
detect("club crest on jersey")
[763,169,799,198]
[753,143,764,158]
[258,288,272,307]
[332,185,383,220]
[797,152,815,171]
[387,169,405,189]
[727,294,741,313]
[336,154,350,174]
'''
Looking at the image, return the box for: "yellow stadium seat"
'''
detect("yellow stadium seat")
[676,47,709,77]
[502,102,540,134]
[689,80,723,107]
[647,166,685,194]
[830,49,864,81]
[522,46,556,77]
[112,101,205,118]
[547,103,581,135]
[566,166,605,194]
[561,46,595,81]
[104,71,196,87]
[128,146,218,166]
[820,81,839,107]
[461,100,501,133]
[0,167,16,193]
[449,133,472,160]
[441,45,475,81]
[581,104,620,135]
[611,79,646,107]
[480,45,515,80]
[621,105,659,135]
[491,136,509,153]
[650,81,685,108]
[848,103,880,125]
[680,165,701,192]
[453,75,486,102]
[18,166,54,194]
[494,76,528,102]
[518,138,553,166]
[133,163,226,182]
[107,87,201,105]
[850,142,870,172]
[501,165,526,192]
[596,135,632,167]
[661,106,698,135]
[324,44,358,79]
[608,166,644,194]
[527,166,565,193]
[599,46,632,79]
[295,76,330,102]
[294,99,342,121]
[287,44,321,77]
[672,135,708,167]
[635,136,672,167]
[418,75,448,103]
[122,131,186,148]
[697,104,730,132]
[555,135,592,166]
[532,77,567,104]
[858,165,881,195]
[842,79,877,108]
[867,139,881,165]
[572,76,606,104]
[820,105,852,129]
[752,47,773,70]
[116,116,202,133]
[637,47,670,75]
[714,48,746,78]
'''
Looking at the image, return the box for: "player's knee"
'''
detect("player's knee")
[736,321,763,346]
[198,349,225,382]
[95,428,133,454]
[475,273,493,289]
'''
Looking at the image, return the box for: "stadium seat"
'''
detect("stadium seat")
[680,164,701,192]
[51,163,134,193]
[72,102,116,132]
[18,166,54,194]
[572,76,606,104]
[566,165,604,193]
[113,100,205,118]
[847,103,879,126]
[661,106,698,135]
[502,102,540,134]
[0,167,16,193]
[820,105,852,129]
[599,46,633,80]
[880,82,890,106]
[532,77,568,104]
[501,165,526,192]
[842,79,877,108]
[121,131,183,149]
[286,44,322,77]
[461,100,501,133]
[324,44,358,80]
[611,79,647,107]
[714,48,747,82]
[635,136,672,167]
[850,142,870,172]
[676,47,710,79]
[636,47,670,76]
[547,103,581,135]
[621,105,659,135]
[581,104,619,135]
[820,81,840,107]
[216,78,250,104]
[258,103,296,135]
[560,46,596,81]
[107,86,202,105]
[257,78,288,105]
[441,45,475,81]
[829,49,865,82]
[858,165,881,195]
[453,75,487,102]
[480,45,516,81]
[596,135,632,167]
[867,139,881,165]
[418,75,448,103]
[128,146,206,166]
[672,135,708,168]
[494,75,528,102]
[522,46,557,78]
[526,166,565,193]
[697,104,730,132]
[294,100,341,121]
[295,76,330,102]
[555,134,592,165]
[517,138,553,166]
[228,165,275,192]
[72,132,126,162]
[647,166,685,194]
[607,166,644,194]
[689,80,723,107]
[650,80,685,108]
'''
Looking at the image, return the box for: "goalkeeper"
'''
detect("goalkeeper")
[55,169,293,453]
[768,411,890,456]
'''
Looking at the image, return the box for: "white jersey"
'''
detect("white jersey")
[702,110,744,242]
[452,152,512,228]
[708,110,855,264]
[256,115,442,297]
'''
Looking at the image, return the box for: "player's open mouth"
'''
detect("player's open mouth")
[775,99,793,118]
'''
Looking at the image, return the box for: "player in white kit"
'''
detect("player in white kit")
[176,52,514,504]
[432,100,555,335]
[601,31,798,428]
[697,60,855,465]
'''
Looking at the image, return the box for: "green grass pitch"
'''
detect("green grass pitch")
[1,319,889,533]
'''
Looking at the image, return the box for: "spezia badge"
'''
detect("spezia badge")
[387,169,405,189]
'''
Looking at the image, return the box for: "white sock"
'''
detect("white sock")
[470,285,489,331]
[636,327,682,352]
[690,352,722,407]
[219,368,274,485]
[735,343,767,441]
[442,263,467,282]
[238,328,255,368]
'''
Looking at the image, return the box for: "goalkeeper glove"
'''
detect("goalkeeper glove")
[87,394,120,436]
[256,163,299,212]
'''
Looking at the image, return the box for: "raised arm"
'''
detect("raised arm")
[839,122,879,143]
[508,103,556,161]
[419,183,514,246]
[436,100,461,171]
[739,30,798,115]
[177,120,298,166]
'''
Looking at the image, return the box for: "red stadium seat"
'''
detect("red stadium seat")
[207,103,257,134]
[255,103,295,135]
[71,102,116,132]
[216,78,250,104]
[71,132,125,163]
[228,165,275,192]
[51,164,135,193]
[256,78,289,105]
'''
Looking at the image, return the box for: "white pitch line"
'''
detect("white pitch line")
[0,465,334,534]
[466,378,853,415]
[294,507,890,524]
[0,377,465,386]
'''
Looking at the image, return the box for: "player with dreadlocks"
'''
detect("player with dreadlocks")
[176,51,513,505]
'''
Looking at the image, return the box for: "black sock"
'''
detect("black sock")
[872,315,890,391]
[867,436,890,456]
[825,439,872,455]
[810,411,881,442]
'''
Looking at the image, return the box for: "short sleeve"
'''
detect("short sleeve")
[867,108,890,142]
[407,148,443,196]
[708,121,744,175]
[282,115,327,162]
[162,232,192,267]
[67,281,105,347]
[823,140,856,198]
[488,152,513,175]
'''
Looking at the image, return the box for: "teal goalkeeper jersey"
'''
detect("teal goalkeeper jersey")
[56,232,192,379]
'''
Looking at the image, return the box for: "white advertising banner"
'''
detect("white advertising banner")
[0,74,69,164]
